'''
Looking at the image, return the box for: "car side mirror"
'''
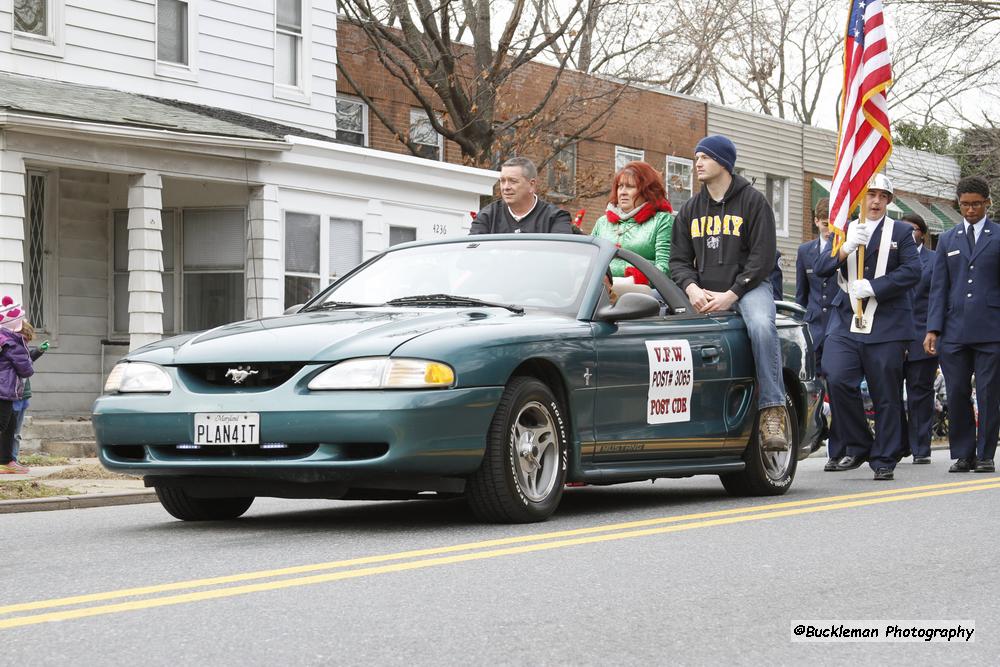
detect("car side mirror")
[595,292,661,322]
[284,304,304,314]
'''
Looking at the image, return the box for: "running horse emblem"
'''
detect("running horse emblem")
[225,366,260,384]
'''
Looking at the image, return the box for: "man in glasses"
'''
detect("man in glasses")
[925,176,999,473]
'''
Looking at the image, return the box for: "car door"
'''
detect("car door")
[590,307,735,463]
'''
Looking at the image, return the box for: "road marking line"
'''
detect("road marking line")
[2,479,999,629]
[2,476,996,616]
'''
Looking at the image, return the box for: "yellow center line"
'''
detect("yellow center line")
[1,476,997,617]
[2,479,999,630]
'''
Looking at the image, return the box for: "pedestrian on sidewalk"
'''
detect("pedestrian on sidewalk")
[0,296,35,474]
[11,320,48,465]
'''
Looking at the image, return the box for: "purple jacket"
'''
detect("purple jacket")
[0,329,34,401]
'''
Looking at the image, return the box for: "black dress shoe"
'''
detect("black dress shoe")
[974,459,995,473]
[949,458,976,473]
[835,455,866,471]
[824,459,839,472]
[913,456,931,465]
[873,468,894,481]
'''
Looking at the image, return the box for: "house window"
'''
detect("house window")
[283,214,364,310]
[766,175,789,237]
[157,0,189,65]
[409,109,443,160]
[548,143,577,197]
[336,98,368,146]
[113,208,243,334]
[615,146,644,172]
[667,157,693,209]
[14,0,47,36]
[24,171,47,330]
[12,0,64,56]
[330,218,363,278]
[275,0,303,88]
[389,226,416,247]
[183,209,245,330]
[284,212,321,308]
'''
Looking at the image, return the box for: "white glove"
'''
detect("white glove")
[850,279,875,300]
[841,223,871,255]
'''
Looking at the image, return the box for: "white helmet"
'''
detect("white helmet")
[867,173,894,197]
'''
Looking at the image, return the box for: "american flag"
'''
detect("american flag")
[829,0,893,253]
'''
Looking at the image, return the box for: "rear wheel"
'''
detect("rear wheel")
[721,392,799,496]
[467,377,568,523]
[155,487,255,521]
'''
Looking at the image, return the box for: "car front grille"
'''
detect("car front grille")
[177,362,305,390]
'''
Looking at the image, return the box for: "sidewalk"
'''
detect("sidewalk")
[0,458,156,514]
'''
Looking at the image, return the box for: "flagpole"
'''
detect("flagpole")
[855,239,865,329]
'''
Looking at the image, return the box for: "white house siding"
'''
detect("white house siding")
[30,168,113,415]
[803,126,837,176]
[271,138,496,266]
[1,1,337,135]
[707,105,805,297]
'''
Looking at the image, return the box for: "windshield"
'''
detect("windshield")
[312,239,597,312]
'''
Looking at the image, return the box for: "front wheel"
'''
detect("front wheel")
[155,487,255,521]
[721,392,799,496]
[467,377,568,523]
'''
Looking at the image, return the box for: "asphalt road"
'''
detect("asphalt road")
[2,456,997,665]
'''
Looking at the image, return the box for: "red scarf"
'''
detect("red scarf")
[606,198,673,224]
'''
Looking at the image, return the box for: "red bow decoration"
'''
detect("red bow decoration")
[624,267,650,285]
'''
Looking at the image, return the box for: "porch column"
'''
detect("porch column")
[246,184,282,319]
[126,173,164,351]
[0,141,25,301]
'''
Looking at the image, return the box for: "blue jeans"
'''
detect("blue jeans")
[734,281,786,409]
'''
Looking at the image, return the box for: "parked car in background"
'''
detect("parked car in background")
[93,235,823,523]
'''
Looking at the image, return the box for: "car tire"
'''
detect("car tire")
[155,486,255,521]
[467,376,568,523]
[721,392,799,497]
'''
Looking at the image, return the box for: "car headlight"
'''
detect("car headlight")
[104,362,173,393]
[307,358,455,390]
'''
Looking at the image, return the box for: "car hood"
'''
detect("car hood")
[127,307,525,365]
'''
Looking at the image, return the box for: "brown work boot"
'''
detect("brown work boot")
[758,406,789,452]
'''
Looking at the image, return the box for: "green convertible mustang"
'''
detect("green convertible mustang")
[94,235,823,523]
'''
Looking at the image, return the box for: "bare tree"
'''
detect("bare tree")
[336,0,629,170]
[708,0,840,124]
[888,1,1000,128]
[542,0,738,97]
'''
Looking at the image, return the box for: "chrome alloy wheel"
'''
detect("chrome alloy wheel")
[512,400,559,502]
[760,407,793,480]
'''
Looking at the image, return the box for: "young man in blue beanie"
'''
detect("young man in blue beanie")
[669,135,790,450]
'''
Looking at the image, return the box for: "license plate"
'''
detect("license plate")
[194,413,260,445]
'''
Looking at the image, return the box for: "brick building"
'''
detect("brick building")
[335,21,707,232]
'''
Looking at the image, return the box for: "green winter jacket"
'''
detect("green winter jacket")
[591,209,674,279]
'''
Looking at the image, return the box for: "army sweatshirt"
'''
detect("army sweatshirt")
[669,174,777,298]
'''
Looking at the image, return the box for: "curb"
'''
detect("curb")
[0,489,158,514]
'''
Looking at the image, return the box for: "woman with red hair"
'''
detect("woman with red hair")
[590,161,674,282]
